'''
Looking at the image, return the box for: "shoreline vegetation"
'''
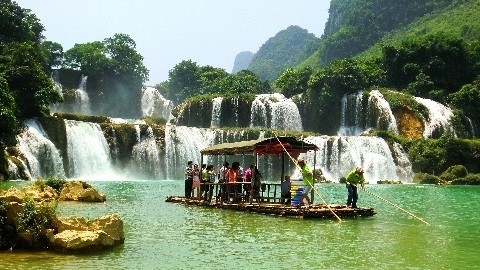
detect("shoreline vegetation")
[0,178,124,253]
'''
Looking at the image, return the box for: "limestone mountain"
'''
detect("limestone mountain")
[247,25,319,82]
[231,51,254,74]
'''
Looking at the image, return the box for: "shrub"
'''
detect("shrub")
[0,201,16,249]
[441,165,468,179]
[44,177,67,192]
[16,198,57,248]
[418,173,444,184]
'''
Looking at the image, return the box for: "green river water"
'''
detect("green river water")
[1,180,479,270]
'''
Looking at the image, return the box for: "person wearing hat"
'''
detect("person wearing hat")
[297,158,313,206]
[345,167,366,208]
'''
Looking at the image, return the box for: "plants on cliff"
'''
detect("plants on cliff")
[44,177,67,192]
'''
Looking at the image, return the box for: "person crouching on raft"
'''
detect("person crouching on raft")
[297,159,313,206]
[345,167,365,208]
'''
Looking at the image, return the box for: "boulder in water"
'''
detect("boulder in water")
[59,180,106,202]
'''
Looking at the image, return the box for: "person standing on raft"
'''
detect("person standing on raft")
[345,167,366,208]
[297,159,313,206]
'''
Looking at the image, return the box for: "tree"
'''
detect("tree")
[448,79,480,120]
[63,41,110,75]
[0,75,18,148]
[229,70,264,94]
[275,67,313,97]
[41,41,63,69]
[168,60,201,103]
[1,42,62,118]
[103,33,149,85]
[0,0,44,45]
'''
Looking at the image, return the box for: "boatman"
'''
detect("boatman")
[297,159,313,206]
[345,167,366,208]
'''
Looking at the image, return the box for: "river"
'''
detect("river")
[1,181,479,269]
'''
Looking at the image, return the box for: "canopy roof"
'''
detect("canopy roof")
[200,136,317,156]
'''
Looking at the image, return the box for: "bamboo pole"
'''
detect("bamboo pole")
[359,186,430,225]
[273,133,342,222]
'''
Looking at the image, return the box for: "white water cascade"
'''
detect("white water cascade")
[130,125,162,179]
[141,87,174,121]
[65,120,117,180]
[367,90,398,134]
[16,119,65,179]
[338,91,398,135]
[300,135,412,183]
[338,92,365,135]
[414,97,455,138]
[250,93,303,131]
[73,75,92,115]
[210,97,223,128]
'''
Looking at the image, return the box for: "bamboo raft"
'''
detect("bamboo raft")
[165,196,376,219]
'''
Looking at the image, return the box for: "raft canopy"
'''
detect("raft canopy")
[200,136,317,156]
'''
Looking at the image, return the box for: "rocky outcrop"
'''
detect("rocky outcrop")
[48,214,124,253]
[0,182,122,253]
[59,181,106,202]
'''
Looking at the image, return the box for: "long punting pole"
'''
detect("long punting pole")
[273,134,342,222]
[360,186,430,225]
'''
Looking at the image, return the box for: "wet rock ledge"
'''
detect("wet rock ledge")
[0,180,123,253]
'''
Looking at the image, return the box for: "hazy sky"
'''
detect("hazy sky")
[16,0,331,85]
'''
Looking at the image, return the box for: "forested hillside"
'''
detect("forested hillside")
[247,25,319,82]
[302,0,466,67]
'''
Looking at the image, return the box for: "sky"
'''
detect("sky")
[15,0,331,85]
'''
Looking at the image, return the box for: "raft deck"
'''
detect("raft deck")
[165,196,376,219]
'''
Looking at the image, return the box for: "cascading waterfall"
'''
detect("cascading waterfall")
[300,135,411,183]
[367,90,398,133]
[414,97,455,138]
[250,94,302,131]
[141,87,174,121]
[130,125,162,179]
[250,96,268,128]
[73,75,92,115]
[65,120,117,180]
[210,97,223,128]
[338,92,364,136]
[16,119,65,179]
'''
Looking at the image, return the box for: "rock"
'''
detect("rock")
[59,181,106,202]
[49,214,124,253]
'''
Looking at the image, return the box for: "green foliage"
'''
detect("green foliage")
[0,75,18,148]
[275,67,313,98]
[418,173,444,184]
[0,0,45,44]
[315,0,457,66]
[378,89,429,120]
[44,176,67,191]
[248,25,320,82]
[381,33,474,95]
[166,60,268,104]
[41,41,63,69]
[408,136,480,174]
[440,165,468,180]
[448,79,480,120]
[0,200,16,249]
[17,198,56,246]
[141,116,167,126]
[63,41,110,75]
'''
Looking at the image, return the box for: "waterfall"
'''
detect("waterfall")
[141,87,174,121]
[16,119,65,179]
[250,96,268,128]
[250,93,302,131]
[65,120,117,180]
[300,135,411,183]
[414,97,455,138]
[130,125,162,179]
[73,75,92,115]
[367,90,398,133]
[210,97,223,128]
[338,92,364,136]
